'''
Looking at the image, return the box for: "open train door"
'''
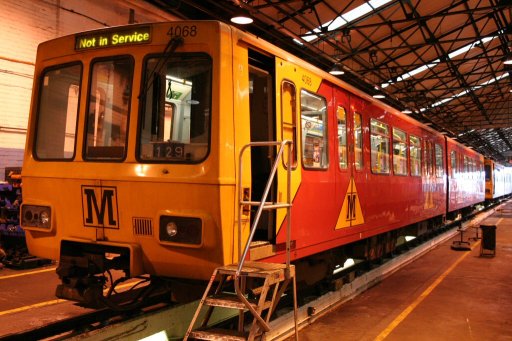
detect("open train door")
[247,49,277,243]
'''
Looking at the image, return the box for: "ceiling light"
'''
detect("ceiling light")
[372,94,385,99]
[504,57,512,65]
[329,63,344,75]
[402,109,412,114]
[231,9,253,25]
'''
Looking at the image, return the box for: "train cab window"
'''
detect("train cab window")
[435,144,444,177]
[139,53,212,163]
[281,81,297,168]
[370,119,390,174]
[35,63,81,160]
[337,106,347,169]
[392,128,407,175]
[301,90,328,169]
[409,135,421,176]
[85,57,133,160]
[354,113,363,170]
[450,151,457,177]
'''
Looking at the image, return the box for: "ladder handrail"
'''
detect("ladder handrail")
[235,140,293,331]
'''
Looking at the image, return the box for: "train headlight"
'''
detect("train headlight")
[159,216,202,246]
[21,205,52,229]
[166,222,178,237]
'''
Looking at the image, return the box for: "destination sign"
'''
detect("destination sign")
[75,26,151,50]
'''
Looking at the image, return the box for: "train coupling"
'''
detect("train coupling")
[55,252,129,308]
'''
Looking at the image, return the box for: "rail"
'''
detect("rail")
[235,140,293,331]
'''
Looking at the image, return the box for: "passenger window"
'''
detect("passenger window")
[85,57,133,160]
[35,63,82,160]
[354,112,363,170]
[301,90,328,169]
[392,128,407,175]
[370,119,390,174]
[409,135,421,176]
[281,81,297,168]
[435,144,444,177]
[337,106,347,169]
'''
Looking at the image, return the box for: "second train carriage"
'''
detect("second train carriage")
[21,21,486,306]
[485,159,512,201]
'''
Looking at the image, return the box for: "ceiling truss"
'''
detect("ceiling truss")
[146,0,512,164]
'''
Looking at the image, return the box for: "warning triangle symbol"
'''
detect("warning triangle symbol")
[336,177,365,229]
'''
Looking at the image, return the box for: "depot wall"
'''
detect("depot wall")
[0,0,176,180]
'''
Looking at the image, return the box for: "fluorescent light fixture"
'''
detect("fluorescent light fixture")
[505,58,512,65]
[373,94,385,99]
[420,72,510,111]
[301,0,393,43]
[405,236,416,242]
[402,109,412,114]
[381,36,498,89]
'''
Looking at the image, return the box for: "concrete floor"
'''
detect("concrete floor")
[295,202,512,341]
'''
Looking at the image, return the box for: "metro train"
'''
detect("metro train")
[485,159,512,201]
[21,21,505,307]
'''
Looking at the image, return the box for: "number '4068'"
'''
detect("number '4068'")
[167,25,197,37]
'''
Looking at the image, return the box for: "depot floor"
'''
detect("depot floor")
[293,201,512,341]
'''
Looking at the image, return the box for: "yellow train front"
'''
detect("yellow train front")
[21,22,258,305]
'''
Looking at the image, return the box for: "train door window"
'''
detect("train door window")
[424,141,434,176]
[301,90,328,169]
[35,63,82,160]
[450,151,457,178]
[138,53,212,163]
[409,135,421,176]
[337,106,347,169]
[354,112,363,170]
[484,162,492,181]
[392,128,407,175]
[435,144,444,177]
[281,81,297,168]
[370,119,390,174]
[85,57,133,160]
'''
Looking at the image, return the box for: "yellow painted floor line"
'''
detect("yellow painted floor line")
[0,299,65,316]
[0,280,142,317]
[374,242,479,340]
[373,216,505,341]
[0,266,57,280]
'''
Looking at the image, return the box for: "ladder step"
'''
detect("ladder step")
[217,262,294,280]
[205,293,272,310]
[189,328,248,340]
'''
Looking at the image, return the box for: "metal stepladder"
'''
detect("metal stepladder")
[184,141,298,340]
